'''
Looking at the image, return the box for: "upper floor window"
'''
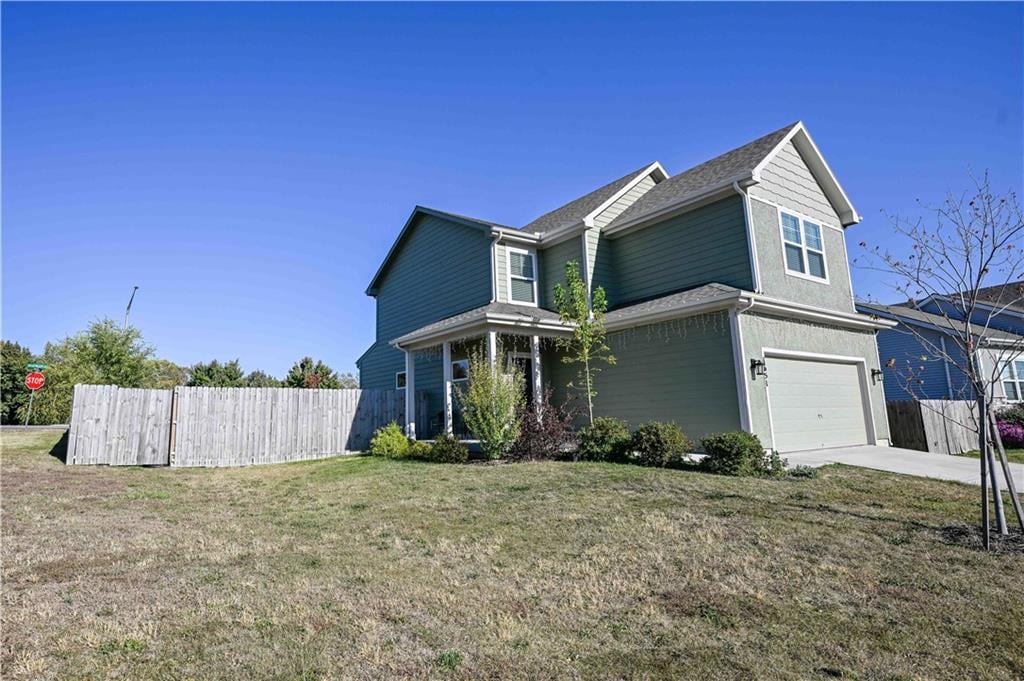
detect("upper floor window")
[1001,359,1024,401]
[395,371,406,389]
[508,247,537,305]
[780,210,828,282]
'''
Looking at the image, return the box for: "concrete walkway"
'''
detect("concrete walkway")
[786,445,1024,488]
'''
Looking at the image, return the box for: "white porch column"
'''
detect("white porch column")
[487,330,498,371]
[531,335,543,411]
[442,341,453,434]
[404,349,416,439]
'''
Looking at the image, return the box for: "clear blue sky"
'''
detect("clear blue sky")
[3,2,1022,377]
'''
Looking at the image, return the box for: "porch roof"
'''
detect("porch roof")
[391,302,570,349]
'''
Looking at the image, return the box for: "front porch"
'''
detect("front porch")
[391,303,574,439]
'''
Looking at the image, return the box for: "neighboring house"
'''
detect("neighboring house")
[357,122,897,453]
[907,282,1024,336]
[857,299,1024,403]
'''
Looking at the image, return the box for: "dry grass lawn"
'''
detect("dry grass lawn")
[2,428,1023,680]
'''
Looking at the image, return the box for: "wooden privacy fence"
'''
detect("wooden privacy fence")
[67,385,427,467]
[886,399,979,455]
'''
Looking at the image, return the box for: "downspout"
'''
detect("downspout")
[489,233,501,303]
[730,294,757,437]
[733,181,762,294]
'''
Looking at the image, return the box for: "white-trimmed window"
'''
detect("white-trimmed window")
[780,210,828,282]
[1001,359,1024,401]
[507,247,538,305]
[395,371,406,389]
[451,359,469,383]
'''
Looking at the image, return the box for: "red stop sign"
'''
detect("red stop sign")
[25,372,45,391]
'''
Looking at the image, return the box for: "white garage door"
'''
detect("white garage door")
[766,355,871,452]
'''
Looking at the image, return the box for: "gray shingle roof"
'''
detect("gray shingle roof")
[973,281,1024,313]
[393,302,563,345]
[857,302,1024,343]
[521,163,658,234]
[605,283,741,325]
[606,122,800,229]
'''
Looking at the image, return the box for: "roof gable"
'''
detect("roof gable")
[365,206,510,296]
[606,121,860,231]
[521,162,667,235]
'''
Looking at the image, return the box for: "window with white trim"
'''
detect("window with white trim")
[780,210,828,281]
[451,359,469,382]
[1001,359,1024,401]
[395,372,406,389]
[507,248,537,305]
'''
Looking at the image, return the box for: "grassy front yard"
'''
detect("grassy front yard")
[3,429,1023,680]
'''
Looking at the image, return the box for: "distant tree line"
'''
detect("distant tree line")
[1,319,357,425]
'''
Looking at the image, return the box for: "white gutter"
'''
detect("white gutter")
[751,297,896,331]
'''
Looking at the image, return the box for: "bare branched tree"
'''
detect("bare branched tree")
[856,172,1024,548]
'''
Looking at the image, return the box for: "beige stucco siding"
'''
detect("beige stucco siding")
[750,197,856,313]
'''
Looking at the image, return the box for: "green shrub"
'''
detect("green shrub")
[426,432,469,463]
[369,422,411,459]
[700,432,785,477]
[997,403,1024,427]
[788,464,818,479]
[578,417,631,462]
[456,347,524,459]
[408,440,433,460]
[630,421,692,467]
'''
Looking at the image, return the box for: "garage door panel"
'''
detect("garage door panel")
[766,356,870,452]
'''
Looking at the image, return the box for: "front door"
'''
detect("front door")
[510,355,534,406]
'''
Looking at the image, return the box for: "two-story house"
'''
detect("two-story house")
[357,122,896,453]
[857,283,1024,403]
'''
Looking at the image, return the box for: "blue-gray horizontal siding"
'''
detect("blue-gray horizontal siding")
[875,325,966,401]
[602,196,753,308]
[359,214,494,425]
[545,311,741,446]
[540,237,583,310]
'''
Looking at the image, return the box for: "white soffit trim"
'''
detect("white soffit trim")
[752,122,861,227]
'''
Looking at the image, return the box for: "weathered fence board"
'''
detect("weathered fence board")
[886,399,979,455]
[68,385,426,467]
[67,385,172,465]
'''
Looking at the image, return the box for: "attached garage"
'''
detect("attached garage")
[765,352,874,452]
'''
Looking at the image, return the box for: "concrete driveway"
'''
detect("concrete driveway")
[786,445,1024,488]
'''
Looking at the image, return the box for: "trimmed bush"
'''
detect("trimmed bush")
[630,421,692,467]
[369,422,411,459]
[508,388,577,461]
[700,431,785,477]
[408,440,433,460]
[578,417,631,462]
[426,432,470,463]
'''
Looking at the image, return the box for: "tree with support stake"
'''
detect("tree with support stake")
[857,173,1024,548]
